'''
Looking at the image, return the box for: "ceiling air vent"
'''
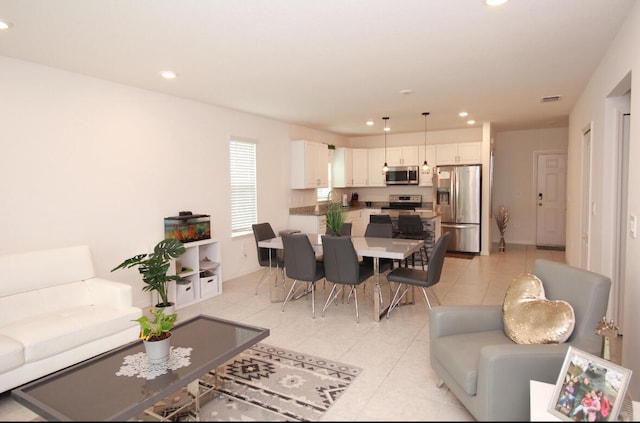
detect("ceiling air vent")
[541,95,561,103]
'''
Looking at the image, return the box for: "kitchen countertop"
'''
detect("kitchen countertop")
[289,205,367,216]
[289,205,440,219]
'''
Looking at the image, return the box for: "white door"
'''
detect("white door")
[536,153,567,247]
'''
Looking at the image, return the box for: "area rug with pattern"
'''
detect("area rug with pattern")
[194,342,362,421]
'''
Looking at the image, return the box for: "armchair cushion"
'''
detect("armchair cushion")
[502,273,575,345]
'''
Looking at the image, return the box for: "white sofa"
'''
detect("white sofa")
[0,245,142,393]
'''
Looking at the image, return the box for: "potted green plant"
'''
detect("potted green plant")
[134,307,177,363]
[325,200,345,235]
[111,238,186,309]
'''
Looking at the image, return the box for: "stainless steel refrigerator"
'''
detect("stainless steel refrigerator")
[433,164,481,253]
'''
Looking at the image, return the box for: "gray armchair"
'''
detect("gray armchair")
[429,259,611,421]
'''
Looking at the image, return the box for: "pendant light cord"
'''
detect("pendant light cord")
[422,112,430,172]
[382,116,389,173]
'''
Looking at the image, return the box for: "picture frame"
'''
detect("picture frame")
[548,346,632,421]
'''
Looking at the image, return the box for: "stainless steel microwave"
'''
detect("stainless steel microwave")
[385,166,419,185]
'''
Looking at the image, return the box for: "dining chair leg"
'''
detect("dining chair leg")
[311,282,316,318]
[322,283,341,317]
[386,283,409,319]
[352,286,360,323]
[282,280,299,312]
[421,287,432,309]
[420,286,441,309]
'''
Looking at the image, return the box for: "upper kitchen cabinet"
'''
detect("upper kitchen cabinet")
[290,140,329,189]
[436,142,482,165]
[332,147,352,188]
[367,148,386,187]
[352,148,369,187]
[386,146,420,166]
[418,145,437,186]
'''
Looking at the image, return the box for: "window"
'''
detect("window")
[317,161,332,202]
[229,139,257,236]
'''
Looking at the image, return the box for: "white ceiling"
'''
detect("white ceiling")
[0,0,633,136]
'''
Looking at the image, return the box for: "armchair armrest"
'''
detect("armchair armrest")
[430,305,504,339]
[476,342,571,421]
[86,278,134,308]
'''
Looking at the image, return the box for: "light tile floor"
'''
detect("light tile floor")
[0,243,565,421]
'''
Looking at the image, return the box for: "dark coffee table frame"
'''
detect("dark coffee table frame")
[12,314,269,421]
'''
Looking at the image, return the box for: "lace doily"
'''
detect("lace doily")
[115,346,193,380]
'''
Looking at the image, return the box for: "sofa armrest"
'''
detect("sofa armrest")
[429,305,504,339]
[476,343,570,421]
[86,278,134,308]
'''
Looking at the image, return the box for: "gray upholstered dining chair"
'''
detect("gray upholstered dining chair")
[385,232,449,317]
[429,259,611,421]
[321,235,374,323]
[370,214,392,224]
[397,214,428,269]
[325,222,352,236]
[252,222,285,295]
[281,233,325,318]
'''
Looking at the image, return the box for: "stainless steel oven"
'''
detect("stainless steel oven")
[385,166,419,185]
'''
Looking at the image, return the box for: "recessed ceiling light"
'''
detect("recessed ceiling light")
[484,0,510,6]
[467,120,476,125]
[160,70,177,79]
[366,121,374,126]
[399,89,413,95]
[0,19,11,30]
[459,111,469,117]
[384,126,391,132]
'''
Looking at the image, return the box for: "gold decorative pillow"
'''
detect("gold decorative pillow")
[502,273,575,344]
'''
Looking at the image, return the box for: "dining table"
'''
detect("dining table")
[258,234,425,321]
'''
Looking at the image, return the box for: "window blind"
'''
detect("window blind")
[230,140,257,236]
[317,161,332,202]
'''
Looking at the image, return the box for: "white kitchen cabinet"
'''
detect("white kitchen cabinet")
[289,210,363,236]
[418,145,437,186]
[344,209,364,236]
[288,214,326,235]
[436,142,482,165]
[166,238,222,310]
[386,146,420,166]
[290,140,329,189]
[352,148,369,187]
[332,147,352,188]
[367,148,386,187]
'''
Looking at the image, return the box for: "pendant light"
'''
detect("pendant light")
[382,116,389,174]
[422,112,430,174]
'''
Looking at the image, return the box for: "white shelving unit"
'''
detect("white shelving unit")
[164,238,222,310]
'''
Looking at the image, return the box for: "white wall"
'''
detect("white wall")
[0,56,347,307]
[567,2,640,397]
[492,128,568,245]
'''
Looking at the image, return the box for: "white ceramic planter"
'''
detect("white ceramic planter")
[143,333,172,364]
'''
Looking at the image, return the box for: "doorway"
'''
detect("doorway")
[535,152,567,248]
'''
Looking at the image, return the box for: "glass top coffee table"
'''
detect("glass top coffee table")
[12,314,270,421]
